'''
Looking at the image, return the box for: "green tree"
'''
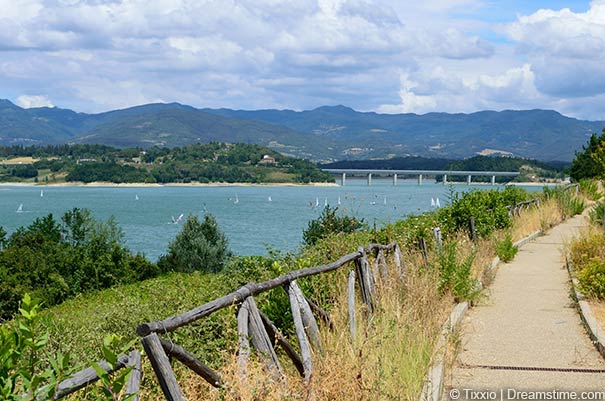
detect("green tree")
[302,206,365,246]
[570,129,605,180]
[159,214,231,273]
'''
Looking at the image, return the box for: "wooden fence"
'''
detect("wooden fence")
[135,241,403,400]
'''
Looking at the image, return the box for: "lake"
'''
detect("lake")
[0,180,542,260]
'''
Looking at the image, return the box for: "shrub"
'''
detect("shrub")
[302,206,365,246]
[577,258,605,299]
[495,234,518,262]
[579,178,602,201]
[431,242,479,302]
[159,214,231,273]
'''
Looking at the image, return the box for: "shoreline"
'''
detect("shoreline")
[0,181,339,188]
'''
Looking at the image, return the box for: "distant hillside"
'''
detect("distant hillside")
[0,99,602,161]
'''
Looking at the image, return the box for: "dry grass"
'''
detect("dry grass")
[510,198,563,241]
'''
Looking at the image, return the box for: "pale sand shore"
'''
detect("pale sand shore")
[0,181,338,188]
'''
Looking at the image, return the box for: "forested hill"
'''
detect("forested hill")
[0,143,334,184]
[1,99,603,162]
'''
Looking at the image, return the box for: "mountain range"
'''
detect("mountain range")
[1,99,602,161]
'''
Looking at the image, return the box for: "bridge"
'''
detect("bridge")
[321,169,520,186]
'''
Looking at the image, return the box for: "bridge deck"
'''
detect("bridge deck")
[322,169,519,176]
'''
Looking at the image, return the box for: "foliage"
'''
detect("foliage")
[0,294,73,401]
[0,209,158,319]
[579,178,602,201]
[577,258,605,300]
[543,186,586,218]
[92,335,137,401]
[569,129,605,180]
[590,201,604,226]
[436,187,528,239]
[495,234,518,262]
[431,242,478,302]
[158,214,231,273]
[302,206,366,246]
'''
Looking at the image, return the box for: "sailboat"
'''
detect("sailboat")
[315,197,319,207]
[16,204,23,213]
[337,196,341,206]
[436,198,441,208]
[135,194,139,201]
[383,195,387,205]
[268,196,272,202]
[40,190,44,197]
[431,197,436,207]
[234,194,239,204]
[171,214,184,224]
[324,198,328,207]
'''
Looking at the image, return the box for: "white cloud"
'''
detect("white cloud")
[16,95,54,108]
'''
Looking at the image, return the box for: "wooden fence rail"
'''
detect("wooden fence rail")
[137,241,401,400]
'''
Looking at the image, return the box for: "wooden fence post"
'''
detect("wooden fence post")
[237,300,250,383]
[374,249,388,279]
[469,215,477,242]
[141,333,185,401]
[419,238,429,267]
[245,297,283,376]
[289,281,324,353]
[259,311,305,377]
[287,282,313,380]
[124,350,142,401]
[355,248,374,313]
[348,269,357,342]
[432,228,442,250]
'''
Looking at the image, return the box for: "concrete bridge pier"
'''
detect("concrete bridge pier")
[443,174,448,185]
[393,173,398,186]
[341,172,346,186]
[418,174,423,185]
[367,173,372,186]
[467,175,472,185]
[491,175,496,185]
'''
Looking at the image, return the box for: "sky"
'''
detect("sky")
[1,0,604,119]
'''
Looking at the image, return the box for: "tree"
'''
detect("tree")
[569,130,605,180]
[159,214,231,273]
[302,206,365,246]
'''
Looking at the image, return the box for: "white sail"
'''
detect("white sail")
[315,197,319,207]
[384,195,387,205]
[40,190,44,197]
[324,197,328,207]
[16,204,23,213]
[135,194,139,200]
[436,198,441,208]
[431,197,436,207]
[268,196,272,202]
[337,196,341,206]
[234,194,239,204]
[171,213,184,224]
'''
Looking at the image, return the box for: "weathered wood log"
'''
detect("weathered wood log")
[469,215,477,242]
[347,269,357,342]
[289,281,323,353]
[303,295,334,331]
[138,250,361,336]
[245,297,283,376]
[358,246,375,298]
[374,249,388,279]
[124,350,142,401]
[432,227,442,250]
[159,337,222,388]
[393,243,404,278]
[419,238,429,266]
[47,354,130,400]
[237,299,250,381]
[141,333,186,401]
[354,256,373,313]
[259,311,305,377]
[287,282,313,380]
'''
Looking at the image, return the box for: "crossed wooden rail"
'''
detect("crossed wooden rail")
[136,241,403,400]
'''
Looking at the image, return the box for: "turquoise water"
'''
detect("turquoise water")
[0,180,540,260]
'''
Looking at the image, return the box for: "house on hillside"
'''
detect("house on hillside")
[259,154,276,165]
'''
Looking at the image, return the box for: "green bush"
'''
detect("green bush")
[158,214,231,273]
[544,186,585,217]
[578,258,605,299]
[431,242,478,302]
[302,206,365,247]
[495,234,518,262]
